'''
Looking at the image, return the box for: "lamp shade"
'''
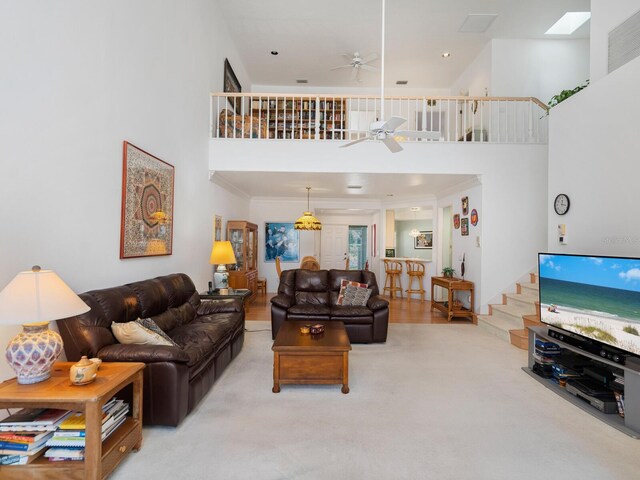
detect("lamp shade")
[0,267,90,326]
[209,241,237,265]
[294,212,322,231]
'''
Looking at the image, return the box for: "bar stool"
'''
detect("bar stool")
[383,260,403,298]
[405,260,426,302]
[256,278,267,296]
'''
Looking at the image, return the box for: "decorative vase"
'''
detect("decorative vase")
[5,321,63,384]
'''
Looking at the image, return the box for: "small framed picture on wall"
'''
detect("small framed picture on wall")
[461,218,469,236]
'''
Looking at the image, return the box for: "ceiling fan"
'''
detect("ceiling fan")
[331,52,379,82]
[340,0,440,153]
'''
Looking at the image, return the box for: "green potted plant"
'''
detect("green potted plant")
[548,80,589,109]
[442,267,456,278]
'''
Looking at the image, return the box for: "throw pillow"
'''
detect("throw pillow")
[111,321,175,347]
[341,284,372,307]
[336,279,368,305]
[136,318,179,347]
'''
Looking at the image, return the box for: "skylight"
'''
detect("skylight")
[545,12,591,35]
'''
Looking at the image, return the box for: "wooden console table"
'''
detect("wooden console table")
[430,276,475,322]
[0,361,144,480]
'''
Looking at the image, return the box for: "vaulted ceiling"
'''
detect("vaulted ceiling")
[218,0,590,89]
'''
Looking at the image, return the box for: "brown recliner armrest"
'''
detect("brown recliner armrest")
[97,344,189,364]
[196,298,242,315]
[270,294,294,309]
[367,295,389,311]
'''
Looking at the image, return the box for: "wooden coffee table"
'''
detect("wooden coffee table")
[272,321,352,394]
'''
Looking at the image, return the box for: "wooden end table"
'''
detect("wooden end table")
[272,321,352,394]
[0,361,144,480]
[430,276,475,322]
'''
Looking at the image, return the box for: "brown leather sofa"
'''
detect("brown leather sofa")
[271,269,389,343]
[56,273,244,427]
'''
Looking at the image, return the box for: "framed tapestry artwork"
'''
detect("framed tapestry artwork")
[461,218,469,236]
[120,142,174,258]
[265,222,299,262]
[414,231,433,249]
[214,215,223,241]
[223,58,242,113]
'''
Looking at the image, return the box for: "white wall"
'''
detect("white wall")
[591,0,640,82]
[547,55,640,256]
[491,39,590,105]
[0,1,251,381]
[451,42,492,97]
[437,184,482,309]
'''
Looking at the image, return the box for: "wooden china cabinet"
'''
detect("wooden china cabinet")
[227,220,258,303]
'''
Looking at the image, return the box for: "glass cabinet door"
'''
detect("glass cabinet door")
[247,229,255,271]
[229,228,244,271]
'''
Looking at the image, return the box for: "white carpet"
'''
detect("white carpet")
[111,322,640,480]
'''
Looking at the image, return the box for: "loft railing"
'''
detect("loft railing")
[210,93,548,144]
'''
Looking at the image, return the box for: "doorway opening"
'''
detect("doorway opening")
[348,226,368,270]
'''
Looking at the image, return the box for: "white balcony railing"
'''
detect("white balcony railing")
[211,93,548,144]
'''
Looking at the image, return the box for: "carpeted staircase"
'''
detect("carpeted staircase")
[477,273,543,349]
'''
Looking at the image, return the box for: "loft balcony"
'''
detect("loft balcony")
[209,93,548,175]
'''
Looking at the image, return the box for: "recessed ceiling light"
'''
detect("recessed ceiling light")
[459,14,498,33]
[270,51,279,55]
[387,194,394,197]
[545,12,591,35]
[347,185,362,189]
[441,52,451,58]
[296,79,308,84]
[396,80,408,85]
[410,207,420,212]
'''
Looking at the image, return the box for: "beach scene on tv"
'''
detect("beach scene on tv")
[539,254,640,356]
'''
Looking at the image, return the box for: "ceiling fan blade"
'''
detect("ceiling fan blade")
[395,130,441,140]
[340,53,353,61]
[330,64,353,70]
[381,136,403,153]
[340,136,372,148]
[381,116,407,131]
[351,67,358,81]
[360,64,378,72]
[361,53,378,64]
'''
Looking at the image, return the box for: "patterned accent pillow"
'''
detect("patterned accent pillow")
[136,318,179,347]
[336,279,368,305]
[341,284,373,306]
[111,321,175,347]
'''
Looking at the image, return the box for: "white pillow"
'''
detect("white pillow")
[111,321,175,346]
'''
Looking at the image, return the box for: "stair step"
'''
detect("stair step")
[477,314,515,342]
[523,314,543,328]
[504,293,538,313]
[490,303,530,326]
[509,328,528,350]
[529,272,538,284]
[518,282,539,296]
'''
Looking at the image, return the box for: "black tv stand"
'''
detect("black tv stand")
[525,326,640,438]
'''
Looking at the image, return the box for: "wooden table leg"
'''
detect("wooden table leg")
[341,352,349,394]
[132,370,143,450]
[84,400,103,480]
[272,352,281,393]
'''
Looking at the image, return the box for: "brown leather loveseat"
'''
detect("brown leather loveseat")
[57,273,244,427]
[271,269,389,343]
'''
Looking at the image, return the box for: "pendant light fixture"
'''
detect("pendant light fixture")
[409,207,421,237]
[295,187,322,231]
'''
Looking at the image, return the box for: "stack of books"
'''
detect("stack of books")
[44,397,129,462]
[533,339,562,378]
[0,408,71,465]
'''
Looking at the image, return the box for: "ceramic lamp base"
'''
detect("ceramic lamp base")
[5,322,63,384]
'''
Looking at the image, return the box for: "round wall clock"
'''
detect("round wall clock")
[554,194,570,215]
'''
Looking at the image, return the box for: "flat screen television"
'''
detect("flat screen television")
[538,253,640,357]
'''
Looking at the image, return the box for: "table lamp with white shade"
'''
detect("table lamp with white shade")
[210,241,237,294]
[0,266,90,384]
